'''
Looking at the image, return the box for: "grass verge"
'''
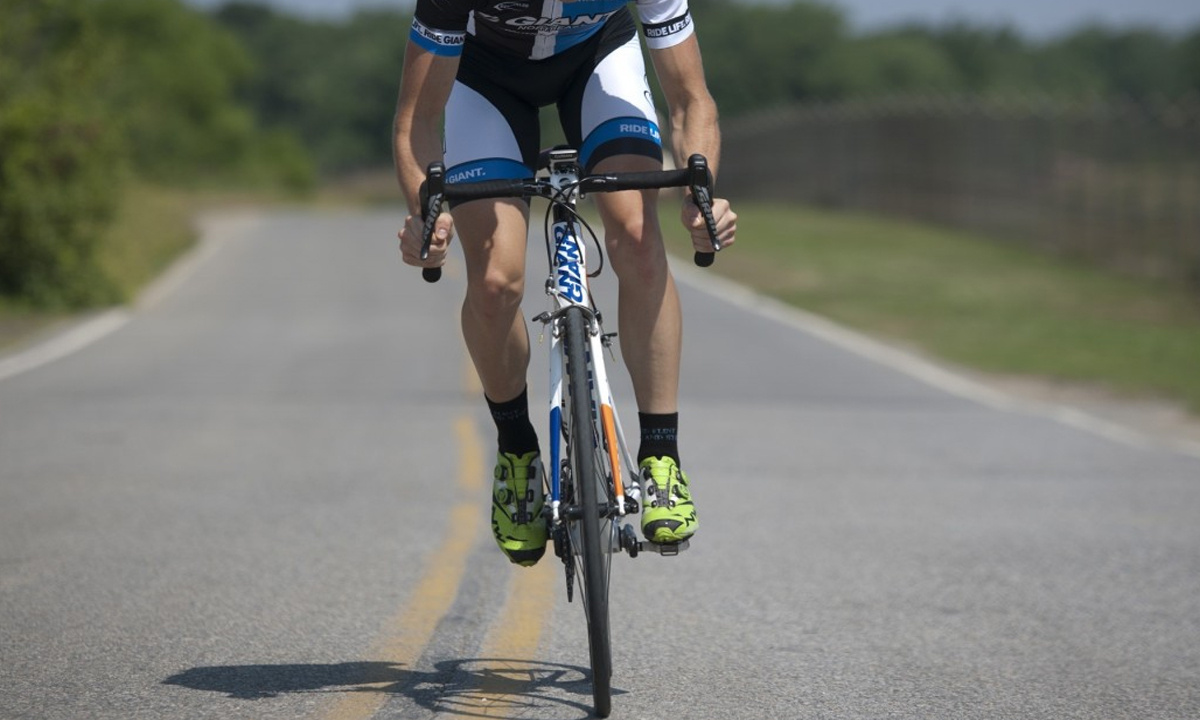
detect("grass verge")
[0,181,296,351]
[0,181,198,351]
[665,203,1200,414]
[97,182,200,302]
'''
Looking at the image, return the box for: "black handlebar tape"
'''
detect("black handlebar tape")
[579,169,691,192]
[442,178,540,202]
[419,164,445,283]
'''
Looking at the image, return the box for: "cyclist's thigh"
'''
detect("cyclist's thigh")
[562,33,664,173]
[444,67,536,285]
[560,31,667,257]
[453,197,531,291]
[591,153,668,269]
[444,79,537,183]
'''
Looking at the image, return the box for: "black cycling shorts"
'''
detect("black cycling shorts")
[443,10,664,185]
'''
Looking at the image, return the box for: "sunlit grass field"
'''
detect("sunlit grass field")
[665,203,1200,413]
[0,183,197,351]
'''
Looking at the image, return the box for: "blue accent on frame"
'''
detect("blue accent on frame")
[549,406,562,505]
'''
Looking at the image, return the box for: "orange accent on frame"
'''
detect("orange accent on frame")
[600,404,623,500]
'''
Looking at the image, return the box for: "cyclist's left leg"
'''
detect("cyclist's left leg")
[561,32,697,543]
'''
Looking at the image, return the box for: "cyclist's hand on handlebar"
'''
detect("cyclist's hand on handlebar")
[682,196,737,255]
[399,211,453,269]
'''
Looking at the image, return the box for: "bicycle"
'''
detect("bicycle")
[416,147,722,718]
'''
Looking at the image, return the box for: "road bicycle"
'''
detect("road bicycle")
[417,147,721,717]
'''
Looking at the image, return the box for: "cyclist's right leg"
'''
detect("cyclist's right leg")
[444,54,548,565]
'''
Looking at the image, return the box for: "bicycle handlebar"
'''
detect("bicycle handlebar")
[417,153,722,283]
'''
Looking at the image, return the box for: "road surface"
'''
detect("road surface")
[1,209,1198,719]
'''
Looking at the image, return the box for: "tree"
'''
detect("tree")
[690,0,849,113]
[832,29,963,96]
[0,0,125,307]
[0,0,314,308]
[213,3,411,171]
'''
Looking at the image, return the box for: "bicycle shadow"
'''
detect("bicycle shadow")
[163,657,614,719]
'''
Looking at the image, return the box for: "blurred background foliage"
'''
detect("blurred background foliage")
[0,0,312,308]
[2,0,1199,309]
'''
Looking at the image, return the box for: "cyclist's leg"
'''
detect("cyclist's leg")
[443,63,538,406]
[562,31,697,543]
[564,32,681,417]
[444,57,548,564]
[594,156,681,416]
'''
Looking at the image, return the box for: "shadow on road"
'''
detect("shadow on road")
[163,658,612,718]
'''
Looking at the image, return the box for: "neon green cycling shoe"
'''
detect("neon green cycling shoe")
[639,456,697,544]
[492,451,548,566]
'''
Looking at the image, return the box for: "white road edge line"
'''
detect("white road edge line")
[0,212,245,384]
[0,310,132,383]
[674,261,1200,461]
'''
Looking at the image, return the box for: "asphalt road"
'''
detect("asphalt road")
[1,209,1198,720]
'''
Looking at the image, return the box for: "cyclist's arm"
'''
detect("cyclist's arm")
[647,35,721,180]
[648,35,735,252]
[393,42,459,212]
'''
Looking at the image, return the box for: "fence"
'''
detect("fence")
[720,96,1200,286]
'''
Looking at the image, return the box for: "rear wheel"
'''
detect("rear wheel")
[562,306,613,717]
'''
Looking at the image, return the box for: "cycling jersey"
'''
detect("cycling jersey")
[411,0,695,61]
[412,0,691,184]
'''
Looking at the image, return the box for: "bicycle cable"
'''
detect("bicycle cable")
[541,181,607,280]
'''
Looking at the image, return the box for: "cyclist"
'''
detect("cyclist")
[394,0,737,566]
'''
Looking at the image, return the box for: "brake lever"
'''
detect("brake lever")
[419,163,444,283]
[686,154,721,267]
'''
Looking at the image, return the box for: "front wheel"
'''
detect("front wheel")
[562,306,613,717]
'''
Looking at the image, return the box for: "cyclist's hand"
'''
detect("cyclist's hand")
[682,196,737,254]
[399,211,454,269]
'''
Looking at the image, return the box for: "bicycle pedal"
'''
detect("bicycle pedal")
[646,539,689,557]
[618,524,690,557]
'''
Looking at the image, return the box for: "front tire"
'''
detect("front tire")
[562,306,613,717]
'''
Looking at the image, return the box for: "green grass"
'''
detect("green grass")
[665,203,1200,413]
[0,182,198,351]
[0,303,70,352]
[97,182,199,301]
[0,181,308,350]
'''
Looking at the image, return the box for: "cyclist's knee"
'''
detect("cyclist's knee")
[606,217,667,282]
[466,265,525,319]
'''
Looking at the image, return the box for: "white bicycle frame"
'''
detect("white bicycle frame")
[539,151,641,527]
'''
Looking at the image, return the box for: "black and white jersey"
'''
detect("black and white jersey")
[410,0,695,61]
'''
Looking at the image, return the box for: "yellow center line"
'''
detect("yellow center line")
[322,415,484,720]
[463,562,559,716]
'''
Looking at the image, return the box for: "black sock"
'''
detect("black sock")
[487,387,539,456]
[637,412,679,464]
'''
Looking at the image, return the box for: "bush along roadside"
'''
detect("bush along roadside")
[0,0,315,312]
